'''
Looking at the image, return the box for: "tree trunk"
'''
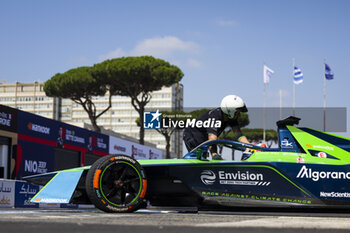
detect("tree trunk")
[139,105,145,145]
[165,134,171,159]
[90,116,101,132]
[75,98,102,133]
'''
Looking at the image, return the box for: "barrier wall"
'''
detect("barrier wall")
[16,110,110,178]
[0,105,163,180]
[0,179,15,207]
[109,136,162,160]
[0,179,94,209]
[0,179,39,208]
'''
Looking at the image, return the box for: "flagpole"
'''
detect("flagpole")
[292,58,295,116]
[263,62,266,142]
[323,59,327,132]
[279,89,282,120]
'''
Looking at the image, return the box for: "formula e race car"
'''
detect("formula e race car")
[24,116,350,213]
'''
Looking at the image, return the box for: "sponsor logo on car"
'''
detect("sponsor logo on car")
[305,144,334,151]
[296,156,305,163]
[297,165,350,181]
[200,170,216,185]
[313,145,334,151]
[281,138,293,148]
[317,152,327,158]
[200,170,270,186]
[201,191,312,204]
[34,198,69,203]
[320,192,350,198]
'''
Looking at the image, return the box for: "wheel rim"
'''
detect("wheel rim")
[99,161,142,207]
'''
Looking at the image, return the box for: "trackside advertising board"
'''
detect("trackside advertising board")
[0,105,17,133]
[17,110,109,153]
[0,179,15,207]
[0,179,39,208]
[16,111,56,178]
[14,180,40,208]
[109,136,163,160]
[56,122,109,155]
[16,110,109,178]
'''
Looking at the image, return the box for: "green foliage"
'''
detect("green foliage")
[94,56,184,144]
[220,128,278,143]
[44,66,111,132]
[93,56,183,97]
[44,56,183,136]
[242,128,278,143]
[44,66,107,100]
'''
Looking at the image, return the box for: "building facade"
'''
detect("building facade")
[0,82,183,157]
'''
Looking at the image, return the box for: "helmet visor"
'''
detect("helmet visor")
[236,105,248,113]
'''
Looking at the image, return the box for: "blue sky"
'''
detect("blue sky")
[1,0,350,129]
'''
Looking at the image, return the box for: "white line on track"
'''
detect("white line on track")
[0,209,100,214]
[0,209,178,214]
[196,216,350,229]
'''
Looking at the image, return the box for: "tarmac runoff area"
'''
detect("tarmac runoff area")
[1,208,350,233]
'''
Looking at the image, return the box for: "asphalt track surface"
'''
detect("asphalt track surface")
[1,208,350,233]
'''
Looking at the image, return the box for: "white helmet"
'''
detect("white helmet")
[220,95,247,119]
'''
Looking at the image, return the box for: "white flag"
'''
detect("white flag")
[263,65,274,84]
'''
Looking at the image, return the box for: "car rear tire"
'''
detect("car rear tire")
[85,155,147,213]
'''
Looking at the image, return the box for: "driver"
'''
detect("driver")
[183,95,250,160]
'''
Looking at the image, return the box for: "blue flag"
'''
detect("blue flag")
[325,63,334,80]
[293,66,303,84]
